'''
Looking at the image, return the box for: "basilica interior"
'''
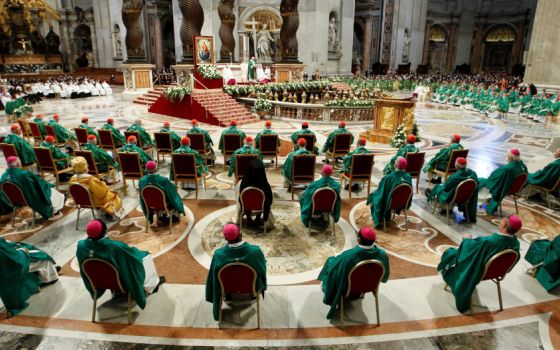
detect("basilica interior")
[0,0,559,349]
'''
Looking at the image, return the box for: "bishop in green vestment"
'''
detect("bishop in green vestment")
[127,119,153,147]
[318,227,390,319]
[101,118,125,148]
[205,223,267,321]
[139,161,185,224]
[322,121,354,153]
[383,134,419,175]
[478,149,528,215]
[48,114,76,143]
[228,137,263,177]
[119,136,153,168]
[170,136,207,178]
[282,138,312,184]
[300,165,341,228]
[367,157,412,228]
[290,122,319,155]
[82,135,120,172]
[255,120,279,149]
[5,124,36,165]
[79,117,99,138]
[526,148,560,189]
[32,114,48,137]
[437,215,522,313]
[160,122,181,150]
[525,236,560,292]
[426,157,479,223]
[40,136,71,170]
[218,121,246,152]
[0,237,58,316]
[342,137,371,175]
[247,57,257,81]
[423,134,463,180]
[77,220,165,310]
[189,119,215,159]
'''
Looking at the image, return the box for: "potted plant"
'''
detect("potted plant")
[253,94,273,118]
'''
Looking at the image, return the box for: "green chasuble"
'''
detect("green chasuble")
[342,146,371,174]
[322,128,354,153]
[228,146,263,177]
[4,134,36,165]
[299,176,341,228]
[39,141,70,169]
[82,143,120,172]
[427,168,479,223]
[247,59,256,80]
[527,159,560,189]
[0,168,54,219]
[79,123,99,138]
[437,233,520,313]
[139,174,185,221]
[282,148,311,182]
[318,245,390,319]
[189,126,214,148]
[255,129,279,149]
[367,170,412,227]
[525,237,560,292]
[160,128,181,150]
[48,120,76,143]
[383,144,419,175]
[126,124,153,147]
[32,118,47,137]
[118,144,153,167]
[423,143,463,173]
[218,126,246,152]
[205,242,267,320]
[478,160,528,215]
[290,129,320,155]
[101,123,125,147]
[76,237,149,309]
[170,145,207,178]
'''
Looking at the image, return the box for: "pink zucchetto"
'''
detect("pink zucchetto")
[359,227,376,241]
[86,220,104,238]
[395,157,408,170]
[506,215,523,233]
[223,223,239,241]
[145,161,157,171]
[322,164,333,176]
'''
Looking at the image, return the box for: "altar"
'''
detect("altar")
[360,98,416,144]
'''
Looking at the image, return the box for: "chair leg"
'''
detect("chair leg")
[31,210,35,229]
[75,208,81,230]
[465,207,470,224]
[374,292,380,326]
[432,200,437,214]
[332,215,335,236]
[291,183,294,200]
[145,213,149,233]
[127,293,132,324]
[383,218,386,232]
[339,296,344,327]
[513,195,519,214]
[499,203,503,218]
[195,179,199,200]
[349,180,352,199]
[92,291,97,322]
[367,179,371,195]
[256,293,261,329]
[123,178,128,196]
[446,206,450,225]
[497,279,503,311]
[416,176,420,194]
[218,299,223,329]
[10,208,16,228]
[403,210,408,231]
[91,208,97,219]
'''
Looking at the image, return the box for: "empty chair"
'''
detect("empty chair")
[117,152,143,196]
[326,133,353,167]
[171,153,206,199]
[222,134,242,170]
[405,152,426,193]
[432,179,478,224]
[385,183,413,231]
[340,154,374,198]
[154,132,173,163]
[258,134,279,167]
[290,154,316,200]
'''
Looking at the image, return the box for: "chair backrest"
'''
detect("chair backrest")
[346,259,386,297]
[405,152,425,175]
[333,133,352,153]
[240,187,265,212]
[1,181,28,207]
[124,131,141,147]
[235,154,259,179]
[350,154,374,178]
[218,262,257,297]
[98,129,115,149]
[69,182,95,208]
[74,150,99,176]
[154,132,173,152]
[171,153,196,179]
[81,258,126,293]
[45,125,57,140]
[446,149,469,173]
[33,147,56,171]
[508,172,528,195]
[481,249,519,281]
[450,178,478,205]
[74,128,89,145]
[311,187,338,213]
[223,134,242,154]
[17,119,30,137]
[292,154,316,181]
[389,183,413,211]
[0,143,18,160]
[298,134,315,153]
[187,133,206,153]
[28,122,43,140]
[259,134,279,154]
[117,152,142,176]
[140,185,168,212]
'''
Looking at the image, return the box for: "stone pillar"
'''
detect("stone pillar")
[280,0,300,63]
[362,15,373,72]
[178,0,204,63]
[445,24,457,72]
[122,1,146,62]
[421,21,432,65]
[470,24,484,73]
[511,21,525,67]
[218,0,236,63]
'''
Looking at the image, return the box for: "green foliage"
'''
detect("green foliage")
[163,86,192,102]
[325,98,375,107]
[411,121,421,141]
[390,124,407,148]
[252,94,273,112]
[223,80,331,96]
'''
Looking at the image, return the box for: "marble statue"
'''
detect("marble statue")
[113,24,122,58]
[328,17,338,52]
[45,25,60,55]
[257,23,274,62]
[402,28,411,63]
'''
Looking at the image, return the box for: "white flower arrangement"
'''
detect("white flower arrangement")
[197,65,223,80]
[253,94,273,112]
[163,86,192,102]
[325,98,375,107]
[390,124,407,148]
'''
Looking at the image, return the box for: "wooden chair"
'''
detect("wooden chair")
[69,183,98,230]
[74,127,89,147]
[238,187,268,234]
[187,133,213,167]
[44,125,60,146]
[74,150,117,184]
[1,181,37,230]
[405,152,425,193]
[154,132,173,163]
[309,187,338,235]
[222,134,242,170]
[524,176,560,209]
[117,152,143,196]
[81,258,133,324]
[340,154,374,198]
[98,129,118,153]
[258,134,279,167]
[217,262,262,329]
[27,122,44,145]
[384,183,413,231]
[140,185,178,235]
[296,134,316,153]
[171,153,206,199]
[125,131,152,155]
[290,154,316,200]
[17,118,31,142]
[499,173,528,216]
[340,259,385,327]
[33,147,73,189]
[234,153,259,184]
[432,179,477,224]
[0,143,35,170]
[326,133,353,167]
[433,149,469,181]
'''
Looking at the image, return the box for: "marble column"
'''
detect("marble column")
[218,0,236,63]
[122,1,146,61]
[280,0,300,62]
[362,15,373,72]
[421,20,432,65]
[445,23,457,72]
[470,24,484,73]
[511,21,525,67]
[178,0,204,63]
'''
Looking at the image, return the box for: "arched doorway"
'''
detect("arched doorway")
[73,24,93,68]
[482,24,516,73]
[162,18,176,67]
[427,24,447,72]
[352,21,364,73]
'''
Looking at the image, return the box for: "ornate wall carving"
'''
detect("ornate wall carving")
[122,0,145,60]
[381,0,394,64]
[218,0,235,62]
[279,0,299,62]
[178,0,204,62]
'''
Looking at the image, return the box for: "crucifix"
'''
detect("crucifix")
[18,38,30,54]
[244,16,259,60]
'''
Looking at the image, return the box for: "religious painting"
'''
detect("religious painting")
[194,36,214,65]
[380,107,395,130]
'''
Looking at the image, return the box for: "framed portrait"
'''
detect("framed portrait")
[194,36,214,65]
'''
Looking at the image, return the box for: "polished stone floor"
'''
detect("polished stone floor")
[0,91,559,349]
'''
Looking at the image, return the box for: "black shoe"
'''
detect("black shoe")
[55,265,62,273]
[344,184,349,190]
[103,213,113,220]
[171,215,180,223]
[425,188,433,197]
[152,276,166,294]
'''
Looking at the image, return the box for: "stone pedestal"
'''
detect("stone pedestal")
[273,63,305,83]
[360,98,415,144]
[171,64,195,88]
[121,64,155,92]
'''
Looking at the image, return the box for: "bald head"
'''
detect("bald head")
[555,148,560,159]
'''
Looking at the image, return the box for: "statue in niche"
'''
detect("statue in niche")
[113,24,122,58]
[257,23,274,62]
[45,24,61,54]
[74,6,87,22]
[328,16,339,52]
[402,27,411,63]
[30,29,47,54]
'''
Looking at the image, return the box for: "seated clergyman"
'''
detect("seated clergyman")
[126,119,153,148]
[300,165,341,228]
[422,134,463,184]
[228,136,263,177]
[76,220,165,311]
[525,236,560,293]
[437,215,522,313]
[318,227,390,319]
[383,134,419,175]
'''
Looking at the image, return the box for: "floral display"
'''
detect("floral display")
[163,86,192,102]
[197,65,223,80]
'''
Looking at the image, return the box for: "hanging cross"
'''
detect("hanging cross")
[18,38,30,54]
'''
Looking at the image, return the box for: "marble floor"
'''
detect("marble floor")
[0,91,559,349]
